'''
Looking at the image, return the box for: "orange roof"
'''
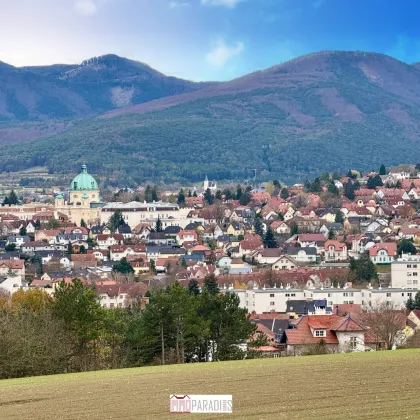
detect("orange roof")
[325,240,346,251]
[369,242,397,256]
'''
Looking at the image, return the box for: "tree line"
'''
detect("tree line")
[0,275,255,379]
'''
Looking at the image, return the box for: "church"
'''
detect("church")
[55,164,103,226]
[203,175,217,192]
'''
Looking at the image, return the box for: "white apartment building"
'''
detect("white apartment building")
[229,284,410,313]
[361,287,414,309]
[101,201,194,229]
[391,254,420,290]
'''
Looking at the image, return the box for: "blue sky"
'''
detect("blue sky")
[1,0,420,81]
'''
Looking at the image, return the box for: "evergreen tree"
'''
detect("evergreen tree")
[328,229,334,240]
[304,180,311,191]
[239,190,251,205]
[188,189,192,197]
[150,259,157,274]
[67,243,73,255]
[80,219,87,228]
[3,190,18,206]
[80,245,86,254]
[19,226,27,236]
[254,217,264,238]
[273,180,281,189]
[188,279,200,296]
[263,228,277,248]
[327,182,339,196]
[343,181,355,200]
[144,185,153,203]
[155,217,163,233]
[397,239,417,256]
[414,291,420,310]
[379,164,386,175]
[223,189,232,200]
[193,190,197,197]
[348,255,378,283]
[34,219,41,230]
[406,296,415,310]
[236,185,243,200]
[280,188,289,199]
[204,188,214,205]
[395,180,402,188]
[203,274,219,295]
[113,257,134,274]
[291,223,299,235]
[108,210,124,233]
[335,211,344,224]
[152,186,159,202]
[215,190,222,201]
[310,177,322,193]
[177,189,185,207]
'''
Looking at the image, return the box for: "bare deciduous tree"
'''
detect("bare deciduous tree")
[360,302,406,350]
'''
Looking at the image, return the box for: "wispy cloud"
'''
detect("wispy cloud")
[201,0,245,9]
[169,1,190,9]
[206,39,244,67]
[73,0,113,16]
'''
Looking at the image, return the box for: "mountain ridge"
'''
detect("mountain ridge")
[2,50,420,183]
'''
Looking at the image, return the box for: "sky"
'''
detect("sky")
[1,0,420,81]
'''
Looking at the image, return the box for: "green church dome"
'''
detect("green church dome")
[56,194,64,199]
[71,164,98,191]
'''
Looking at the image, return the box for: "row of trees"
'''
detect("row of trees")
[0,275,255,379]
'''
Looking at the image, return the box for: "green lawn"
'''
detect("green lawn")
[0,350,419,419]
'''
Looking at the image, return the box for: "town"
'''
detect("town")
[1,162,420,378]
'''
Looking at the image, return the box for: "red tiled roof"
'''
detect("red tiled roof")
[369,242,397,256]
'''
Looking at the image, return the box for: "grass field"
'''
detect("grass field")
[0,350,419,419]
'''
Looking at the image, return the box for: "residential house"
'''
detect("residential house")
[281,314,373,354]
[254,248,282,265]
[71,254,97,269]
[324,240,348,262]
[285,247,317,263]
[176,230,198,245]
[320,223,344,237]
[96,234,124,250]
[369,243,397,265]
[270,220,291,235]
[65,226,89,240]
[272,255,298,270]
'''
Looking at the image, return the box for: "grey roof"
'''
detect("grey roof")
[35,250,64,258]
[91,225,105,234]
[286,300,317,315]
[117,224,132,234]
[164,226,181,234]
[286,246,317,256]
[57,233,83,240]
[148,232,167,240]
[184,222,202,230]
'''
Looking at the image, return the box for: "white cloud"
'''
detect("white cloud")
[201,0,245,9]
[74,0,98,15]
[206,39,244,67]
[169,1,190,9]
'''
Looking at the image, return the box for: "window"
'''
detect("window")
[343,301,349,304]
[270,301,275,306]
[414,280,418,285]
[349,301,354,304]
[408,293,412,297]
[285,294,290,297]
[350,337,357,350]
[291,293,296,297]
[328,293,331,297]
[407,264,412,268]
[315,330,325,337]
[413,265,418,268]
[343,293,348,297]
[386,293,391,298]
[270,294,275,297]
[413,272,418,276]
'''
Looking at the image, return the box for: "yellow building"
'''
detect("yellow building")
[55,164,102,226]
